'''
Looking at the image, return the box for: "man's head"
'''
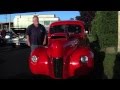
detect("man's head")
[33,15,39,26]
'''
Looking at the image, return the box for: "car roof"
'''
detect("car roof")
[50,20,85,27]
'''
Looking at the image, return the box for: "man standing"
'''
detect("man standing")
[26,15,47,52]
[1,29,6,38]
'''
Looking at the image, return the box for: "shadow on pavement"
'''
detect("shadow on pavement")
[89,35,108,79]
[113,53,120,79]
[92,51,108,79]
[8,73,52,79]
[0,58,5,64]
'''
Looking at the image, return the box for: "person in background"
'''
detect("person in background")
[1,30,6,38]
[26,15,47,52]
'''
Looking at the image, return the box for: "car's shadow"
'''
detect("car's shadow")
[88,37,108,79]
[8,72,52,79]
[113,53,120,79]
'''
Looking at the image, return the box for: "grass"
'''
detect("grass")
[103,53,116,79]
[87,34,96,43]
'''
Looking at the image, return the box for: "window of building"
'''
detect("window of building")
[44,21,50,26]
[39,21,44,25]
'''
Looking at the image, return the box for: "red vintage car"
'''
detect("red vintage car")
[29,20,94,79]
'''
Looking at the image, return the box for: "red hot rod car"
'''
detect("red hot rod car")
[29,20,94,79]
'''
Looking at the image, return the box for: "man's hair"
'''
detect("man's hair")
[33,15,39,19]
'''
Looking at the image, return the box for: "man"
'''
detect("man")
[26,15,47,52]
[1,29,6,38]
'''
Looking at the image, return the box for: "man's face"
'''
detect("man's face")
[33,17,39,26]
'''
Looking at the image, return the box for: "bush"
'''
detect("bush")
[91,11,118,48]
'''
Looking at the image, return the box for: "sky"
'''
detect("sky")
[0,11,80,23]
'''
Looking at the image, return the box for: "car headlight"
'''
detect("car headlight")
[31,55,38,63]
[5,35,10,39]
[80,56,88,63]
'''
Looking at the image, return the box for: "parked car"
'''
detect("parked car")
[29,20,94,79]
[4,29,27,48]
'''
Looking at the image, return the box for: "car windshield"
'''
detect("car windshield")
[50,24,82,34]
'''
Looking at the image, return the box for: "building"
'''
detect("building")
[0,14,60,32]
[118,11,120,52]
[0,22,13,31]
[13,14,60,30]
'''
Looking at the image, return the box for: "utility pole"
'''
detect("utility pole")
[6,14,7,22]
[118,11,120,52]
[4,14,8,30]
[9,14,11,31]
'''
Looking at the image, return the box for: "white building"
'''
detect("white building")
[13,14,60,30]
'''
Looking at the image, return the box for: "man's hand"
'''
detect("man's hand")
[43,35,47,46]
[27,42,30,47]
[26,35,30,47]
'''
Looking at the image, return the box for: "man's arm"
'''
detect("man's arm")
[42,26,47,46]
[26,35,30,46]
[43,35,47,45]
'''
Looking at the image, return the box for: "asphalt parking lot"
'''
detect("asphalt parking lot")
[0,46,32,79]
[0,46,54,79]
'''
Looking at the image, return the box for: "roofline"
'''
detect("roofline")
[0,22,13,24]
[50,20,85,26]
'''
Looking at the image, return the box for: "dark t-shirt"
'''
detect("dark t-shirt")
[26,24,46,45]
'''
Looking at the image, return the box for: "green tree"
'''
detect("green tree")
[91,11,118,48]
[76,11,96,32]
